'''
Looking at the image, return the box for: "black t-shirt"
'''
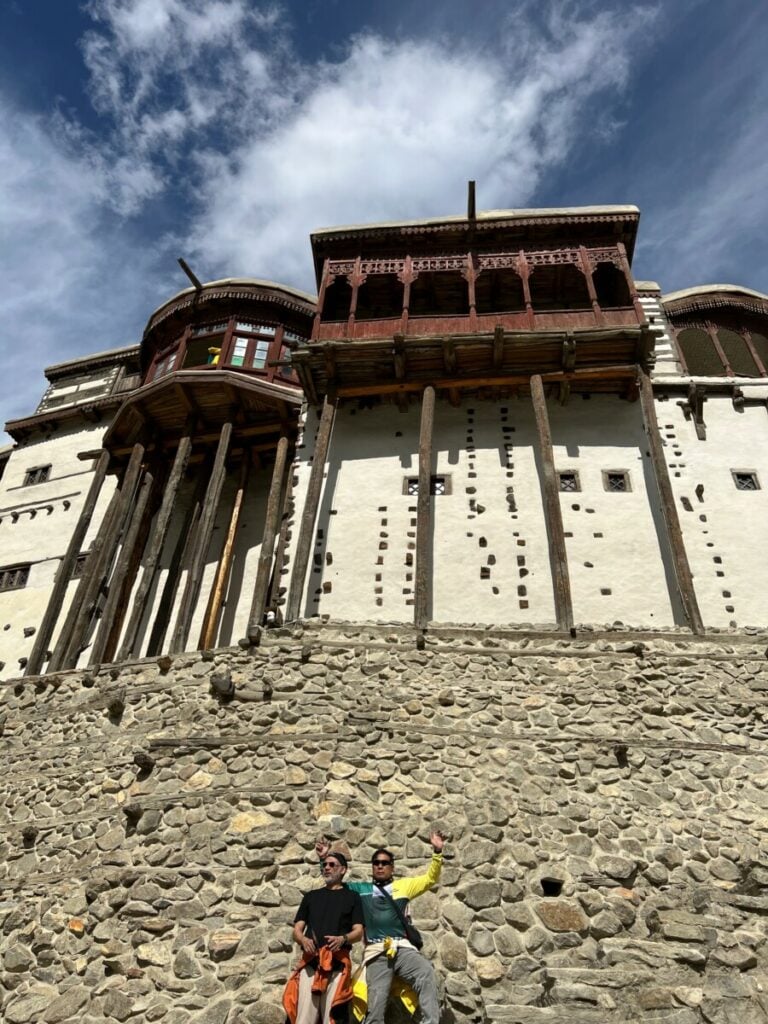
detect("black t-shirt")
[294,886,364,947]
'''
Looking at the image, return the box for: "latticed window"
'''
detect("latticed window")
[192,322,227,335]
[0,564,30,591]
[558,472,579,492]
[23,465,51,486]
[605,471,630,492]
[405,476,447,496]
[733,471,759,491]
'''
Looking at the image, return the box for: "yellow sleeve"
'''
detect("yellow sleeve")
[392,853,443,901]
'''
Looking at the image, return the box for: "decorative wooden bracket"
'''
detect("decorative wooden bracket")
[561,333,576,372]
[678,383,706,439]
[732,386,745,411]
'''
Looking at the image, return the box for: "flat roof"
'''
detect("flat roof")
[312,205,640,237]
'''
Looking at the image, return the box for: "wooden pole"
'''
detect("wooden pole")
[170,422,233,652]
[266,462,295,619]
[616,242,646,324]
[88,468,155,666]
[638,370,704,634]
[198,456,250,650]
[415,385,436,631]
[285,396,337,621]
[247,434,290,639]
[117,432,194,661]
[519,251,535,330]
[531,375,574,632]
[25,450,111,676]
[51,442,146,671]
[579,246,605,327]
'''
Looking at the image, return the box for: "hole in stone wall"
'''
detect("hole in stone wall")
[540,878,563,897]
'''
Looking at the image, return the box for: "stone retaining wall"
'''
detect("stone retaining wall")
[1,625,768,1023]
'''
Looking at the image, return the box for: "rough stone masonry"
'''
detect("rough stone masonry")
[1,624,768,1023]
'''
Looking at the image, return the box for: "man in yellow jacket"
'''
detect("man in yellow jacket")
[316,832,445,1024]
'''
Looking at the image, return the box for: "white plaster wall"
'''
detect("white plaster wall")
[658,394,768,628]
[288,399,556,626]
[549,397,678,628]
[0,422,114,677]
[639,292,682,376]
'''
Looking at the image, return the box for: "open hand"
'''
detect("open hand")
[430,829,447,853]
[301,935,317,956]
[315,834,331,859]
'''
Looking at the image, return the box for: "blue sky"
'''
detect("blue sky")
[1,0,767,427]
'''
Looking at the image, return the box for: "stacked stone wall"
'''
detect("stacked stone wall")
[1,626,768,1023]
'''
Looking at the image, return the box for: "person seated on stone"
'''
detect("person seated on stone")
[283,851,364,1024]
[315,831,446,1024]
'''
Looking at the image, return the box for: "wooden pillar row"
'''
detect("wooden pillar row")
[198,456,250,650]
[285,396,337,622]
[88,467,155,667]
[25,449,111,676]
[530,375,574,633]
[579,246,605,327]
[414,385,436,631]
[248,434,291,639]
[170,422,233,653]
[117,431,194,661]
[49,442,146,671]
[638,370,704,634]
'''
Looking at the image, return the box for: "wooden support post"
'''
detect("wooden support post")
[267,465,295,618]
[51,442,146,670]
[117,433,194,661]
[638,370,704,634]
[465,254,478,331]
[198,456,250,650]
[247,435,290,639]
[312,260,331,341]
[518,251,535,330]
[415,385,436,631]
[285,396,337,622]
[170,422,233,653]
[579,246,605,327]
[531,375,573,633]
[88,468,154,667]
[706,322,733,376]
[743,328,768,376]
[25,450,111,676]
[346,257,364,338]
[399,256,414,335]
[617,242,646,324]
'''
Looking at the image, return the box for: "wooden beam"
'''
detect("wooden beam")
[336,364,638,399]
[393,334,406,380]
[285,395,337,621]
[51,442,146,670]
[198,456,250,650]
[170,422,233,653]
[116,432,194,661]
[88,468,155,667]
[442,338,457,374]
[415,385,436,631]
[638,370,704,634]
[267,463,295,618]
[25,449,111,676]
[531,375,573,632]
[247,434,290,639]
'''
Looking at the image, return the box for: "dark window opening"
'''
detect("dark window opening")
[355,274,404,321]
[733,471,759,491]
[409,271,469,318]
[604,471,630,492]
[558,471,580,492]
[528,262,591,312]
[23,465,51,486]
[718,329,760,377]
[71,554,88,579]
[592,261,631,308]
[322,278,352,322]
[475,268,526,315]
[152,348,178,380]
[183,334,225,368]
[404,476,449,496]
[0,564,30,591]
[676,328,726,376]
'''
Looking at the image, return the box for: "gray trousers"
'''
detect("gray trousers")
[365,946,440,1024]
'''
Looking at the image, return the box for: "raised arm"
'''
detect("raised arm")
[392,830,447,901]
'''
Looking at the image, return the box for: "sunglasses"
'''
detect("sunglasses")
[372,860,393,867]
[323,861,343,868]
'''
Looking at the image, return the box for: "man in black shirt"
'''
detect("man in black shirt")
[284,852,364,1024]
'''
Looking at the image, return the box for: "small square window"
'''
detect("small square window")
[0,564,30,591]
[404,476,449,496]
[24,465,51,486]
[733,471,759,491]
[558,471,580,492]
[603,470,630,493]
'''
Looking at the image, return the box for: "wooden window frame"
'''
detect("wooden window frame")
[602,469,632,493]
[23,465,51,486]
[0,563,30,591]
[732,470,760,491]
[558,470,580,492]
[403,475,451,496]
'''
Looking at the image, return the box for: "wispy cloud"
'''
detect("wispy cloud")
[1,0,656,430]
